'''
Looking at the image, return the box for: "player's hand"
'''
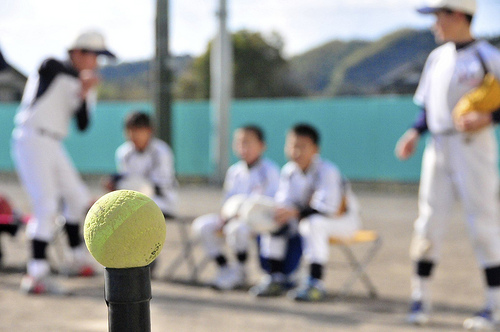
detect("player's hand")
[80,70,100,98]
[454,111,492,132]
[395,128,420,160]
[274,207,299,225]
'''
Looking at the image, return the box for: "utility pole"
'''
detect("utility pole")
[155,0,172,146]
[210,0,233,184]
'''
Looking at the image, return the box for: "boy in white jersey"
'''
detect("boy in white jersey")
[191,125,280,290]
[395,0,500,329]
[11,30,115,295]
[250,123,361,301]
[106,111,178,218]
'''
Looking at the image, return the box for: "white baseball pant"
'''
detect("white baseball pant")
[411,128,500,266]
[299,207,361,265]
[12,128,90,242]
[191,213,250,257]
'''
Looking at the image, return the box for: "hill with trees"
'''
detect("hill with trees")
[96,29,500,100]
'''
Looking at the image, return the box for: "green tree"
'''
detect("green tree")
[175,30,304,99]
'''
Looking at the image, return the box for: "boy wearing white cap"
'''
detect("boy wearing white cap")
[395,0,500,329]
[12,30,115,294]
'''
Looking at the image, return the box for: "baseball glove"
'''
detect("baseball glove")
[453,72,500,121]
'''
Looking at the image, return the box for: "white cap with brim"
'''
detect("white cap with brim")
[68,31,116,58]
[417,0,476,15]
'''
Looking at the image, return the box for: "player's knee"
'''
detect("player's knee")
[225,219,250,237]
[33,199,58,223]
[299,216,323,238]
[298,219,311,238]
[191,213,219,238]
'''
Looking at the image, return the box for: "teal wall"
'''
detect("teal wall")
[0,97,427,181]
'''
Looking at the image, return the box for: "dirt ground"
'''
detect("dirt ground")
[0,173,491,331]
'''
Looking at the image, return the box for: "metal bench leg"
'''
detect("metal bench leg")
[163,220,216,283]
[164,222,199,280]
[336,237,382,298]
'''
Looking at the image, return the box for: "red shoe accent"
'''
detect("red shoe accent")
[79,265,95,277]
[32,283,47,294]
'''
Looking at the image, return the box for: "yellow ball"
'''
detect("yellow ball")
[84,190,166,268]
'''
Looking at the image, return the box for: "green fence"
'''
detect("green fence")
[0,97,427,181]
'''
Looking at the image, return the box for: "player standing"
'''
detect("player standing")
[395,0,500,329]
[11,30,115,294]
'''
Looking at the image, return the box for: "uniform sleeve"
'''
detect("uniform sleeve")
[274,167,293,206]
[411,107,428,134]
[413,52,434,109]
[115,145,129,174]
[309,167,344,216]
[262,163,280,198]
[149,143,178,197]
[75,101,90,130]
[36,59,78,100]
[481,43,500,82]
[480,43,500,122]
[74,83,97,131]
[223,165,238,201]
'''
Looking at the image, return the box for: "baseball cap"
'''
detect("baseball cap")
[68,31,116,58]
[417,0,476,15]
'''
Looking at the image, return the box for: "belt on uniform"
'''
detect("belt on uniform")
[431,128,458,136]
[36,128,63,141]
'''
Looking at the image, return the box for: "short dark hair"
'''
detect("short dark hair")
[125,111,153,129]
[239,125,265,142]
[291,123,320,145]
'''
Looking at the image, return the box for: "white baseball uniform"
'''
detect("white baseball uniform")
[11,58,94,242]
[260,155,361,263]
[115,138,178,217]
[409,40,500,309]
[412,40,500,265]
[192,158,280,257]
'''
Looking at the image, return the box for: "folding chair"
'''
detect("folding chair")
[328,229,382,298]
[161,216,202,282]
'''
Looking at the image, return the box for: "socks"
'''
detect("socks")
[485,266,500,314]
[411,260,434,304]
[33,239,48,260]
[215,254,228,268]
[64,222,82,248]
[236,251,247,264]
[310,263,323,281]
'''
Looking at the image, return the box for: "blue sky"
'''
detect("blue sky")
[1,0,500,74]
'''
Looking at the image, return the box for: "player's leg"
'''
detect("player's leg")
[408,138,455,324]
[250,221,298,297]
[191,213,234,289]
[292,209,361,302]
[455,130,500,330]
[57,147,95,277]
[12,135,66,294]
[223,218,250,288]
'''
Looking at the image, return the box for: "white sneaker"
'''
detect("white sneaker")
[20,275,70,296]
[463,309,496,331]
[213,264,246,290]
[407,301,430,326]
